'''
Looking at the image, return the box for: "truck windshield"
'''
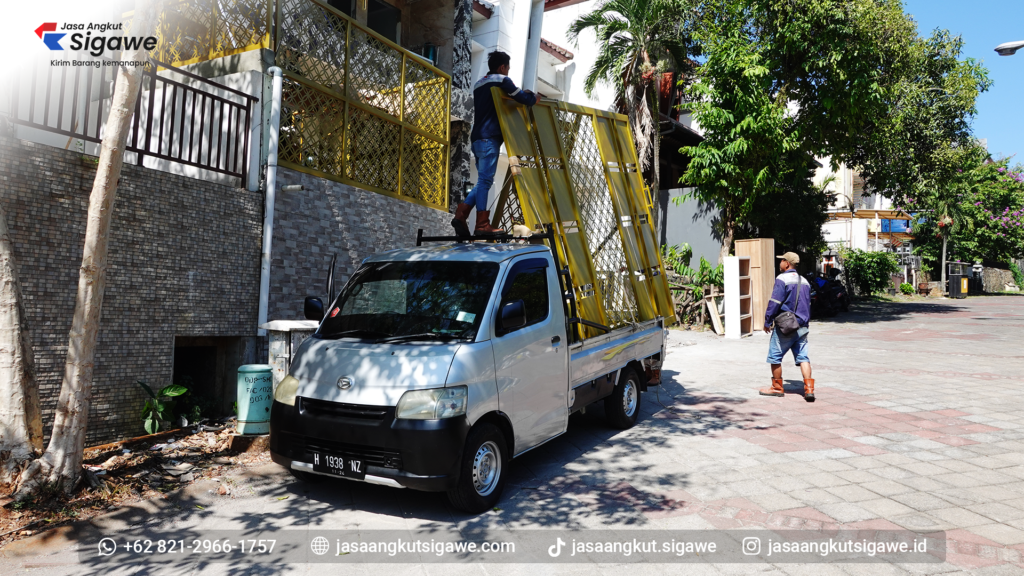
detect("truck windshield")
[317,261,500,342]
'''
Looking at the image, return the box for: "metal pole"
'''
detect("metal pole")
[520,0,544,92]
[258,66,284,337]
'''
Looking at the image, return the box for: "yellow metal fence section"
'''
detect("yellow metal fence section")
[126,0,451,210]
[275,0,450,208]
[124,0,272,68]
[493,92,676,330]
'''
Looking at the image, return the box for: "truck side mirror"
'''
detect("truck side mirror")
[304,297,324,321]
[500,299,527,333]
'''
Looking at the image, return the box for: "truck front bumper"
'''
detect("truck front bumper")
[269,398,469,492]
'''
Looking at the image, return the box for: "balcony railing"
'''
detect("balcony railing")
[7,58,257,181]
[126,0,451,209]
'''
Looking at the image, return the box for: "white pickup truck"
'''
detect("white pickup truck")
[269,235,667,513]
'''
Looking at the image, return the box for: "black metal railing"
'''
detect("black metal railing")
[8,59,258,180]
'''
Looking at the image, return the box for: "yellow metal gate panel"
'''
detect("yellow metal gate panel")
[592,116,657,322]
[494,94,610,339]
[606,117,677,321]
[493,93,676,330]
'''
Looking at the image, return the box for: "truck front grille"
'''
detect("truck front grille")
[299,398,388,421]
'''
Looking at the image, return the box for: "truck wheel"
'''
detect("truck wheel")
[605,368,641,429]
[447,423,507,514]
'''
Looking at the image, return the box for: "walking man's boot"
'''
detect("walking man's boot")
[474,210,505,236]
[803,379,815,402]
[451,203,472,238]
[759,378,785,397]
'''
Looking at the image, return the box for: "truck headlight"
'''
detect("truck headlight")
[274,375,299,406]
[396,386,467,420]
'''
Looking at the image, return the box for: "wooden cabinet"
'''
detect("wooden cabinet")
[734,239,776,330]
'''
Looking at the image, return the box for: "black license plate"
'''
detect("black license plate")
[309,452,366,480]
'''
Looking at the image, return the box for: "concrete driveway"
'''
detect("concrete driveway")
[4,295,1024,575]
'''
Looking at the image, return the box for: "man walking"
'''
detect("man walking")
[452,51,539,237]
[760,252,815,402]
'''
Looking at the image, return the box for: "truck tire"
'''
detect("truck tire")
[447,423,508,514]
[605,368,641,429]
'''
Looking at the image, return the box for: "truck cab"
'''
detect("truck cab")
[269,241,664,512]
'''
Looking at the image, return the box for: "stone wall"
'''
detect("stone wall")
[268,167,453,321]
[982,267,1020,293]
[0,137,263,444]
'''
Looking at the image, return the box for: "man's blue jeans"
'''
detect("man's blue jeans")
[465,138,501,212]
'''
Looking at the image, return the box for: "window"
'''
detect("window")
[367,0,400,43]
[318,261,500,342]
[501,259,549,330]
[327,0,355,17]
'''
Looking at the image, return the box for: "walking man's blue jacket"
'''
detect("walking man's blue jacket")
[471,74,536,143]
[764,269,812,330]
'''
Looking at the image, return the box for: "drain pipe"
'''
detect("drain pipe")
[257,66,284,337]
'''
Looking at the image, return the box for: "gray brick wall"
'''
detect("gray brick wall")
[269,167,453,320]
[0,137,263,445]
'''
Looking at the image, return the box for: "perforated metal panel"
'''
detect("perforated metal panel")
[493,93,675,330]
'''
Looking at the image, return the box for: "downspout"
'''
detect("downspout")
[521,0,544,92]
[257,66,284,337]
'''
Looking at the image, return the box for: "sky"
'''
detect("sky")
[902,0,1024,164]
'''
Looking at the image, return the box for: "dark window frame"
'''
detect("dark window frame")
[497,257,550,336]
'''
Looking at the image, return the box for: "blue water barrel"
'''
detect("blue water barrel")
[237,364,274,435]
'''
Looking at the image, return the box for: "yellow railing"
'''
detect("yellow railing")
[126,0,451,210]
[125,0,273,68]
[275,0,450,208]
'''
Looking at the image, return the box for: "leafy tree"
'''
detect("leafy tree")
[911,157,1024,277]
[840,249,901,295]
[849,30,991,207]
[568,0,700,235]
[678,5,801,262]
[678,0,989,261]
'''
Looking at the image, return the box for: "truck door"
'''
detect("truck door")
[492,257,568,454]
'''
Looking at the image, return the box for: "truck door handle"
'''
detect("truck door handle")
[551,336,561,345]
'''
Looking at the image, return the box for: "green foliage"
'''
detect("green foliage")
[662,244,724,289]
[910,157,1024,272]
[662,243,694,276]
[900,282,914,295]
[840,249,901,296]
[568,0,701,192]
[1011,262,1024,290]
[137,381,188,435]
[678,0,989,255]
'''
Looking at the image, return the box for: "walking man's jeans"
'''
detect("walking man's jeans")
[465,139,501,212]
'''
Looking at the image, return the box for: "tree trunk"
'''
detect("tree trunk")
[16,0,160,497]
[940,234,948,294]
[650,76,662,243]
[719,217,735,265]
[0,204,44,486]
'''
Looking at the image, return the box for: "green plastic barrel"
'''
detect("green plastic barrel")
[237,364,274,435]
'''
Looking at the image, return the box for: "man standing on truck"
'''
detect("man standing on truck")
[452,51,539,237]
[760,252,815,402]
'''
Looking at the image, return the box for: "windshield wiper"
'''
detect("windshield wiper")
[319,329,392,340]
[376,332,466,344]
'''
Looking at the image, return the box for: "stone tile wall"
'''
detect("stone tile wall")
[269,167,453,320]
[0,137,263,444]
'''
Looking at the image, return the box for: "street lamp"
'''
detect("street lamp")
[995,40,1024,56]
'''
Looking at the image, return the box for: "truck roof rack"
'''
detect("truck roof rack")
[415,227,556,246]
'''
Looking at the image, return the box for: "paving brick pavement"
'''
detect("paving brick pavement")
[3,295,1024,575]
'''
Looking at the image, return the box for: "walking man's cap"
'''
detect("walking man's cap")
[777,252,800,266]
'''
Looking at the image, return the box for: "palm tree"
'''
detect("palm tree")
[568,0,699,235]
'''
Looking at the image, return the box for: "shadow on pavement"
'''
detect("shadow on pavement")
[812,298,964,325]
